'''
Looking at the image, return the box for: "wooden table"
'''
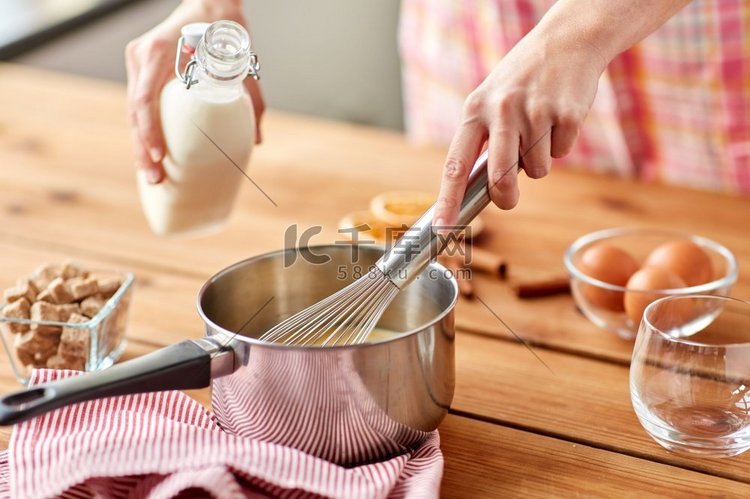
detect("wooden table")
[1,64,749,497]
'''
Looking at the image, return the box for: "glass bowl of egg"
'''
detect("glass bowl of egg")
[564,227,738,339]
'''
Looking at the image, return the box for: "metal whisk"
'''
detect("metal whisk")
[258,270,400,346]
[259,151,492,346]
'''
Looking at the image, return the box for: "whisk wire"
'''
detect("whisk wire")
[347,284,399,345]
[258,269,397,347]
[321,278,393,347]
[259,277,367,343]
[299,280,376,347]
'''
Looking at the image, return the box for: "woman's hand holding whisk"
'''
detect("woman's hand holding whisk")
[432,0,690,227]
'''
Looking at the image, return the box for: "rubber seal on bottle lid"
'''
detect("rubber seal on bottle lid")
[181,22,210,49]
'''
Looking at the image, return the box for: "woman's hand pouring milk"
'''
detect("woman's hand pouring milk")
[125,0,265,185]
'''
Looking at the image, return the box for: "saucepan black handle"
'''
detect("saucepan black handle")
[0,338,232,426]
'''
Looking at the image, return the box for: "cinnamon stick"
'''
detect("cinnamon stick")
[513,276,570,299]
[460,247,507,279]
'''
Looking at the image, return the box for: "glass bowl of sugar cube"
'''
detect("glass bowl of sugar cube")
[0,262,134,384]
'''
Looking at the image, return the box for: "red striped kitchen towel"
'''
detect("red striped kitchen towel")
[0,370,443,498]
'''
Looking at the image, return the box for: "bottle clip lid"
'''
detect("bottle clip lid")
[175,22,260,90]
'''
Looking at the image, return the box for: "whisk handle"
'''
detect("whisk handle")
[376,150,490,288]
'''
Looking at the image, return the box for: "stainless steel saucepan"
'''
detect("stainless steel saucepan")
[0,245,457,465]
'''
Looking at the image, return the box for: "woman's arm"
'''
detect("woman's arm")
[432,0,690,227]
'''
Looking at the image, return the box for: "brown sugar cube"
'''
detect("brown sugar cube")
[15,342,34,366]
[93,276,122,298]
[25,278,40,294]
[34,263,62,280]
[36,288,53,303]
[64,312,89,326]
[30,301,62,335]
[15,330,60,367]
[31,277,50,293]
[1,298,31,334]
[55,303,81,322]
[30,272,52,294]
[4,279,37,304]
[46,354,65,369]
[80,295,106,318]
[31,263,62,294]
[61,262,87,280]
[33,346,59,366]
[45,277,74,304]
[65,277,99,301]
[22,328,61,349]
[59,313,90,360]
[46,354,85,371]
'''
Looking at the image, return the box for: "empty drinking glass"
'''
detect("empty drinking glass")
[630,295,750,457]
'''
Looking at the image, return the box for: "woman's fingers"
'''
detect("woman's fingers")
[432,17,605,216]
[520,126,552,179]
[433,118,486,227]
[126,38,170,183]
[550,112,580,158]
[244,78,266,144]
[487,128,521,210]
[130,128,163,184]
[124,42,139,113]
[125,40,164,184]
[133,62,168,160]
[126,43,162,184]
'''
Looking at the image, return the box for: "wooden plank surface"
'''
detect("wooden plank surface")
[1,64,748,370]
[0,193,747,497]
[165,365,750,497]
[1,63,750,496]
[453,332,750,483]
[439,414,750,498]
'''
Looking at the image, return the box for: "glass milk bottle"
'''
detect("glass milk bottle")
[138,20,260,236]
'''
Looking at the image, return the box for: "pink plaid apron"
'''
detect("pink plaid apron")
[399,0,750,194]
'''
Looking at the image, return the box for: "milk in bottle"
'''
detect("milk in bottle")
[138,20,259,236]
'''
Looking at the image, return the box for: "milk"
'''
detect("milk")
[138,79,254,236]
[137,20,259,237]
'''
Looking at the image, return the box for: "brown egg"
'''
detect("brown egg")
[624,267,687,325]
[644,240,713,286]
[578,243,640,311]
